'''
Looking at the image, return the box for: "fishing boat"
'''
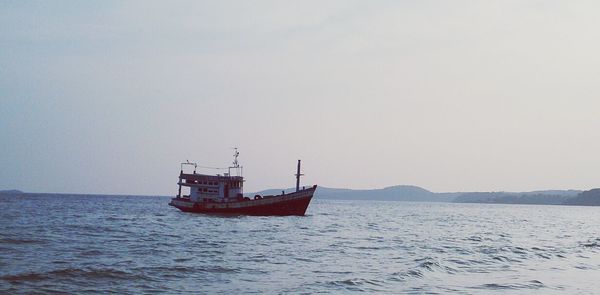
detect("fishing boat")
[169,149,317,216]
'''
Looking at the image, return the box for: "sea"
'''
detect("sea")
[1,193,600,294]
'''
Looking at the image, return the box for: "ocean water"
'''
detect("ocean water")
[1,194,600,294]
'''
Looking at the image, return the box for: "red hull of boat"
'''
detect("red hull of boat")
[169,186,316,216]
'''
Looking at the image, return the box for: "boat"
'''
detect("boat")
[169,149,317,216]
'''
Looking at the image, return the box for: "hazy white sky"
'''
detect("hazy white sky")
[1,1,599,195]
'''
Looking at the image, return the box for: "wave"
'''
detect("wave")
[0,238,44,245]
[581,238,600,248]
[472,280,545,290]
[389,269,424,281]
[1,267,145,283]
[137,265,240,274]
[414,257,457,274]
[326,277,386,291]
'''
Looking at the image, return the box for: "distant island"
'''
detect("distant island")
[0,189,24,195]
[563,189,600,206]
[251,186,600,206]
[453,190,580,205]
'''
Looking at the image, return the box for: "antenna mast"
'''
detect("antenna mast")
[232,148,240,168]
[295,160,303,192]
[228,148,242,176]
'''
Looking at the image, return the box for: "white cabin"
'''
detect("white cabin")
[176,149,244,203]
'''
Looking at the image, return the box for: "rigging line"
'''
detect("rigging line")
[196,165,228,170]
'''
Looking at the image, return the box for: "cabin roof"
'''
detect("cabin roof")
[180,173,243,182]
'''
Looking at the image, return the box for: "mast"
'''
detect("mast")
[295,160,303,192]
[178,169,182,198]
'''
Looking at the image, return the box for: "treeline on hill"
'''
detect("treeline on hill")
[454,192,572,205]
[563,189,600,206]
[454,189,600,206]
[253,186,600,206]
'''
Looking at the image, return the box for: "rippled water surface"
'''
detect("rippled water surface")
[2,193,600,294]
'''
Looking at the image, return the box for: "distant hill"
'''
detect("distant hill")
[563,189,600,206]
[249,186,585,205]
[454,191,578,205]
[249,185,458,202]
[317,185,459,202]
[0,189,24,195]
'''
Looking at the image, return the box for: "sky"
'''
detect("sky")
[1,1,599,195]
